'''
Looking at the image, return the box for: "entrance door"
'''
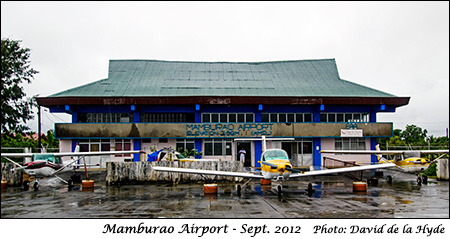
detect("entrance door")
[236,142,252,167]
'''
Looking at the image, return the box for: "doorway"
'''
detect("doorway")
[236,142,252,167]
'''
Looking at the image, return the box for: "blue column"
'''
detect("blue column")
[370,138,378,164]
[313,106,322,167]
[195,139,202,159]
[72,140,78,152]
[133,140,141,162]
[254,141,262,167]
[313,138,322,167]
[72,112,78,123]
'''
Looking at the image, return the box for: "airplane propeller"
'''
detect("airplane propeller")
[285,166,302,173]
[261,161,278,169]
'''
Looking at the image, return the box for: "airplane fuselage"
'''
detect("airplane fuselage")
[261,159,292,180]
[390,157,430,173]
[23,161,71,177]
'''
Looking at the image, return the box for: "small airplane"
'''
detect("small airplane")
[320,144,449,174]
[152,136,396,195]
[1,146,143,190]
[147,148,212,162]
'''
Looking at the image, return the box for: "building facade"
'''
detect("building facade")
[37,59,409,168]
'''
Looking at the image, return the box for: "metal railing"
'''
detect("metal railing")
[323,156,362,180]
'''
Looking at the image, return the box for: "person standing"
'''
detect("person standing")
[239,147,246,164]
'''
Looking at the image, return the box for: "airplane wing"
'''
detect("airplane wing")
[54,151,143,157]
[419,150,449,154]
[1,153,35,157]
[152,166,264,179]
[320,150,404,155]
[1,151,143,158]
[289,163,396,178]
[320,149,449,155]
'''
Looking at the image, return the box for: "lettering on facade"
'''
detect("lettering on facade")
[345,122,358,129]
[186,123,274,137]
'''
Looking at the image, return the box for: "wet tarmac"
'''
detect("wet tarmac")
[1,170,448,218]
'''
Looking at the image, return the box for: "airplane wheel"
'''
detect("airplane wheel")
[417,176,422,185]
[68,179,74,189]
[236,185,241,196]
[23,180,30,191]
[422,175,428,184]
[307,183,314,192]
[277,185,282,198]
[386,175,393,184]
[33,182,39,191]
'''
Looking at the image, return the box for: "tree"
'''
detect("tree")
[400,124,428,146]
[1,38,38,133]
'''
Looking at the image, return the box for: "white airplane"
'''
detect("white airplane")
[152,136,395,195]
[320,145,449,174]
[1,146,143,190]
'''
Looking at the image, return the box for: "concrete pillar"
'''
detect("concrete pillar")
[437,158,449,181]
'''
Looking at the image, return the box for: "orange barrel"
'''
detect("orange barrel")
[204,183,218,194]
[1,180,7,190]
[260,179,272,185]
[353,181,367,192]
[82,179,95,189]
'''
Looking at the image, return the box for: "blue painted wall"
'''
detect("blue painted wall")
[50,104,393,167]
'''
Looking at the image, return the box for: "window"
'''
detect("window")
[176,139,195,152]
[142,138,152,143]
[141,113,195,123]
[159,138,168,143]
[115,139,131,157]
[261,113,313,122]
[320,113,370,122]
[299,141,313,154]
[77,113,133,123]
[335,138,365,150]
[204,139,232,156]
[202,113,254,123]
[79,139,110,152]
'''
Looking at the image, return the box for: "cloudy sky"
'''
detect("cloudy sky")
[2,1,449,136]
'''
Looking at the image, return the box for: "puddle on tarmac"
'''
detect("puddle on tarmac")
[1,173,448,218]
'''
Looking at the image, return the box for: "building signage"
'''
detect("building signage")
[340,129,363,137]
[55,122,392,138]
[186,123,274,137]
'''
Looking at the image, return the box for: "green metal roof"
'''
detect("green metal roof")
[49,59,396,98]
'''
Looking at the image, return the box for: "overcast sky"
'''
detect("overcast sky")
[2,1,449,136]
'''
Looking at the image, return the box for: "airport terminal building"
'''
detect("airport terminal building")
[36,59,410,168]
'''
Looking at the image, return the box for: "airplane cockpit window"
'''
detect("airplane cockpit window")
[33,154,54,162]
[175,153,186,159]
[54,156,62,164]
[262,150,289,161]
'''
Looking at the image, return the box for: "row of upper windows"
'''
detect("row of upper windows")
[77,112,370,123]
[77,138,366,157]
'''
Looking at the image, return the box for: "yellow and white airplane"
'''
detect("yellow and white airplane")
[320,144,449,173]
[152,136,395,194]
[1,146,143,190]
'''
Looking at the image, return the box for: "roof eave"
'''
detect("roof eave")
[36,96,410,107]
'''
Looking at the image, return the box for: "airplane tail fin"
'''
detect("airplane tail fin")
[74,143,80,153]
[375,144,389,163]
[262,136,267,153]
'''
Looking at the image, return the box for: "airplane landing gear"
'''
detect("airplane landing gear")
[277,185,282,198]
[68,179,74,190]
[386,175,393,184]
[422,175,428,184]
[23,180,30,191]
[236,185,241,196]
[417,176,422,185]
[33,181,39,191]
[417,175,428,185]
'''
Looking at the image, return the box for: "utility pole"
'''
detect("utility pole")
[38,105,41,152]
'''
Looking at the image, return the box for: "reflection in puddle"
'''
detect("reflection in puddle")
[1,174,448,218]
